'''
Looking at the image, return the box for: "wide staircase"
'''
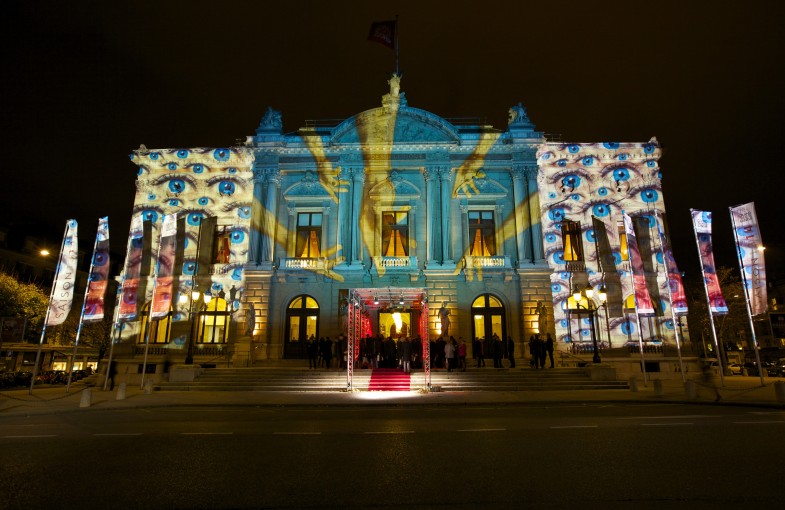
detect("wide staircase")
[155,365,629,392]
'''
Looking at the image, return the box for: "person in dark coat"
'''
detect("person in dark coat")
[507,336,516,368]
[492,333,503,368]
[322,337,333,369]
[307,337,319,369]
[400,337,412,373]
[108,360,117,390]
[529,335,540,369]
[475,338,486,368]
[545,334,555,368]
[537,334,547,369]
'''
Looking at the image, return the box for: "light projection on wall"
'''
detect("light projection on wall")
[536,140,680,347]
[129,147,254,343]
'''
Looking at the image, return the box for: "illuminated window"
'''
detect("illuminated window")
[296,213,322,258]
[139,302,171,344]
[196,297,230,344]
[618,222,629,261]
[213,226,232,264]
[562,220,583,262]
[468,211,495,256]
[382,211,409,256]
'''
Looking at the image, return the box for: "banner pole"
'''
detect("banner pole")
[29,221,70,395]
[692,210,725,387]
[66,223,101,393]
[730,206,765,387]
[656,212,686,382]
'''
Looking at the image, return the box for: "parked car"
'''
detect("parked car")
[727,363,743,375]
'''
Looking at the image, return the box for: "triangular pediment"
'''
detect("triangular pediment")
[331,107,459,145]
[283,171,333,200]
[369,171,422,201]
[454,174,508,200]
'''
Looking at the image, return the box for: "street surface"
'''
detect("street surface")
[2,403,783,509]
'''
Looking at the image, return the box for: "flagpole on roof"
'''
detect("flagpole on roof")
[395,14,399,76]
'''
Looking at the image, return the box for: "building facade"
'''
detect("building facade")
[119,78,554,366]
[537,140,686,354]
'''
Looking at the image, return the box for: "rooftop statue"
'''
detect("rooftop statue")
[508,102,531,126]
[388,73,401,97]
[259,106,283,132]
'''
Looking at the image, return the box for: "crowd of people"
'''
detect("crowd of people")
[302,332,554,371]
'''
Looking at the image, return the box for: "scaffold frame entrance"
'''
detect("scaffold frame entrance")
[346,288,430,391]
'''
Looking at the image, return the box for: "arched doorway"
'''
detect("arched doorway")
[284,295,319,359]
[470,293,506,349]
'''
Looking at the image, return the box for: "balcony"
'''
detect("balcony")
[464,255,512,269]
[379,256,417,269]
[281,257,327,271]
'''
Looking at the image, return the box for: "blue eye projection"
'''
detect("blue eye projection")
[149,152,161,160]
[567,144,580,154]
[639,188,659,203]
[237,206,251,219]
[603,142,619,149]
[592,203,610,217]
[213,148,230,161]
[176,150,189,159]
[187,212,204,226]
[218,181,236,195]
[613,168,630,181]
[231,229,246,244]
[168,179,186,194]
[167,163,178,171]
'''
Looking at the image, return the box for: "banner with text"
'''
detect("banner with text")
[730,202,768,315]
[46,220,78,326]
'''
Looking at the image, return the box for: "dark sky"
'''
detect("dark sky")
[3,0,784,279]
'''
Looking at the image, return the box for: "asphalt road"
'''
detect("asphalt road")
[2,403,783,509]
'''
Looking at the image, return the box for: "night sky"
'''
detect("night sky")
[3,0,784,280]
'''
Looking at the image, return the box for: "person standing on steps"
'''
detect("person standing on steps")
[507,336,516,368]
[545,333,555,369]
[458,337,467,372]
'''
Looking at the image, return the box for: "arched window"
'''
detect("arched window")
[284,295,319,359]
[138,302,172,344]
[470,293,506,345]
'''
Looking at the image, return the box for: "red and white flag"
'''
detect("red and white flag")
[151,214,177,319]
[83,217,110,322]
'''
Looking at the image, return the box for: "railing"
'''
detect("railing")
[380,256,417,268]
[282,257,327,270]
[464,255,511,268]
[565,261,586,272]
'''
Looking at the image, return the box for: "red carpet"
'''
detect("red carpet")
[368,368,411,391]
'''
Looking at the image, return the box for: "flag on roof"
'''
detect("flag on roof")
[368,20,396,49]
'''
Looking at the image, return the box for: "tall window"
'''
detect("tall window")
[469,211,495,256]
[214,226,231,264]
[618,221,629,261]
[139,302,171,344]
[197,297,230,344]
[562,220,583,262]
[296,213,322,258]
[382,211,409,256]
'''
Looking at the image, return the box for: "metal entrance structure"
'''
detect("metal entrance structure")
[346,288,430,391]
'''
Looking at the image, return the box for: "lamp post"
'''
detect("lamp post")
[185,287,212,365]
[571,285,601,364]
[597,285,612,349]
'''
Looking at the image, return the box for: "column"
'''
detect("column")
[335,168,350,266]
[264,171,280,265]
[526,166,545,262]
[350,168,365,265]
[511,166,531,265]
[248,168,265,266]
[439,168,453,264]
[424,167,439,265]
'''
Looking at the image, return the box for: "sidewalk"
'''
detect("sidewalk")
[2,375,784,417]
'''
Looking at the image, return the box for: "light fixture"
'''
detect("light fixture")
[573,287,582,303]
[584,284,594,299]
[191,289,200,300]
[373,296,379,305]
[39,249,50,257]
[598,285,607,303]
[203,290,212,304]
[179,293,188,304]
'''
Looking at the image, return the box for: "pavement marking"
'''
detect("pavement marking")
[733,421,785,424]
[457,428,506,432]
[618,415,718,420]
[550,425,598,429]
[363,431,415,435]
[181,432,234,435]
[273,432,322,435]
[93,433,143,436]
[641,423,693,427]
[3,435,58,438]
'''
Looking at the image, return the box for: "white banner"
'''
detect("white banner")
[730,202,768,315]
[46,220,78,326]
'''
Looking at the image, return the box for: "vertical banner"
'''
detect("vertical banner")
[730,203,768,316]
[622,213,655,315]
[591,215,618,274]
[151,214,177,319]
[691,210,729,314]
[118,214,144,321]
[83,217,110,322]
[654,213,688,315]
[46,220,79,326]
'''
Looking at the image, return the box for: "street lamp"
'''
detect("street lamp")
[185,287,212,365]
[597,285,612,348]
[570,285,601,363]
